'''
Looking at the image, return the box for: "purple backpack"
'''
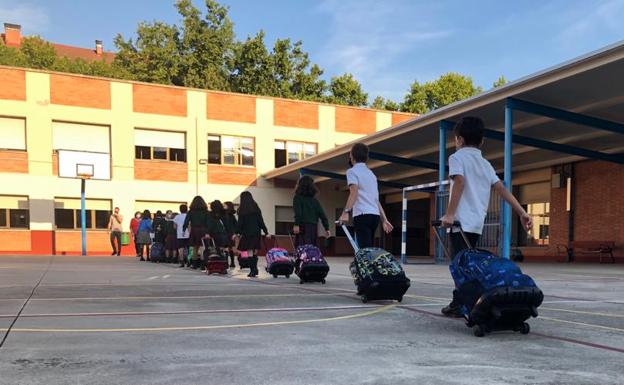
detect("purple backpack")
[266,247,292,267]
[296,245,326,265]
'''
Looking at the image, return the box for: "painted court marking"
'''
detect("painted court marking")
[0,304,395,333]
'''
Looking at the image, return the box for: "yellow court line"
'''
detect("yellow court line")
[1,304,395,333]
[539,316,624,333]
[541,307,624,319]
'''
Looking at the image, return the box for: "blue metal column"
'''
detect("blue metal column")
[80,178,87,256]
[400,188,407,264]
[502,101,513,259]
[436,121,449,263]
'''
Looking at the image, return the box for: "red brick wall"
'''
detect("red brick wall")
[50,74,111,109]
[335,106,376,134]
[0,150,28,173]
[0,230,31,251]
[273,99,318,129]
[52,152,58,175]
[573,161,624,256]
[207,92,256,123]
[134,160,188,182]
[207,164,257,186]
[392,112,415,126]
[0,68,26,100]
[132,84,187,116]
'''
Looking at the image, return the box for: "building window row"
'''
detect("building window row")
[208,135,255,166]
[0,196,30,229]
[274,140,316,168]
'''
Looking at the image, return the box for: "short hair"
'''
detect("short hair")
[114,207,119,210]
[454,117,485,147]
[350,143,369,163]
[179,204,188,213]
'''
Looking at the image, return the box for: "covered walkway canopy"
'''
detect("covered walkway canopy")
[263,41,624,259]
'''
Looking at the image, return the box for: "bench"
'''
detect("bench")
[557,241,616,263]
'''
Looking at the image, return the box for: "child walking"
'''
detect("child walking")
[440,117,533,317]
[236,191,270,277]
[183,196,209,270]
[223,201,238,268]
[293,175,330,247]
[136,210,153,262]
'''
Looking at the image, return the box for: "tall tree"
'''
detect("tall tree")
[270,39,326,101]
[492,75,507,88]
[327,73,368,106]
[371,96,399,111]
[19,36,56,69]
[114,22,182,85]
[229,31,275,95]
[401,73,482,113]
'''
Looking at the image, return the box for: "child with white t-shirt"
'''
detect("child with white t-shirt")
[440,117,533,318]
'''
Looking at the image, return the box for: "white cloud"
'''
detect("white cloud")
[0,1,49,34]
[315,0,452,102]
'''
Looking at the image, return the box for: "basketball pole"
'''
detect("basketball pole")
[81,177,87,256]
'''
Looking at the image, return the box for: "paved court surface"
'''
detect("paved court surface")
[0,255,623,385]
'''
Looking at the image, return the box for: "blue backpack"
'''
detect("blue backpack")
[450,249,537,292]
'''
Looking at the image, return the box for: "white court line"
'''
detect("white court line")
[147,276,159,280]
[163,275,170,279]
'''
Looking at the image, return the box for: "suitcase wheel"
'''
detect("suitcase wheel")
[397,296,403,303]
[286,275,290,279]
[273,274,278,278]
[473,324,486,337]
[361,295,368,303]
[300,279,304,284]
[321,279,326,284]
[520,322,530,335]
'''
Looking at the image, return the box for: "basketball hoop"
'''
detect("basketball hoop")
[76,164,94,180]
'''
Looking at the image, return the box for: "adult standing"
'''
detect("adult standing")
[108,207,124,256]
[174,204,190,268]
[129,211,142,257]
[339,143,393,248]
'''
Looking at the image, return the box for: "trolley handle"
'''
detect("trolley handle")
[335,220,359,253]
[431,219,474,259]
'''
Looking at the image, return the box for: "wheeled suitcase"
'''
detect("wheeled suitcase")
[265,247,294,278]
[432,220,544,337]
[150,242,165,262]
[238,251,254,269]
[202,238,228,275]
[294,244,329,284]
[340,223,410,303]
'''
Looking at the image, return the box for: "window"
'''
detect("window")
[54,198,111,230]
[0,196,29,229]
[0,117,26,151]
[207,135,255,166]
[275,206,294,236]
[134,129,186,163]
[514,182,550,246]
[274,140,317,168]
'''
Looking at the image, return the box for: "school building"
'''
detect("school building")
[0,65,415,256]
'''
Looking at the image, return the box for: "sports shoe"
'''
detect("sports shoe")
[441,303,464,318]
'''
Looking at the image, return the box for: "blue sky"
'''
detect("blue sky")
[2,0,624,102]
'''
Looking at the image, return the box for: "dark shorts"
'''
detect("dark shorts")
[177,238,189,249]
[190,227,207,247]
[165,235,177,251]
[238,235,261,251]
[296,223,318,247]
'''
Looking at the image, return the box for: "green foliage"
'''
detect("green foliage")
[327,73,368,106]
[370,96,399,111]
[493,75,507,88]
[400,73,482,113]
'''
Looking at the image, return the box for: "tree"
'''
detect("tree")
[400,73,482,113]
[493,75,507,88]
[229,31,275,95]
[371,96,399,111]
[271,39,326,101]
[327,73,368,106]
[114,22,182,85]
[19,36,56,69]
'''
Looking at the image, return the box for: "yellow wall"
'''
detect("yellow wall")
[0,69,405,238]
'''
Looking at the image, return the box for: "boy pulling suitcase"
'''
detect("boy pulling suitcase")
[439,117,533,318]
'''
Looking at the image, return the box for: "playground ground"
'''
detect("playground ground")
[0,255,622,385]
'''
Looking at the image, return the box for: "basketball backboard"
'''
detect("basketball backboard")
[57,150,110,180]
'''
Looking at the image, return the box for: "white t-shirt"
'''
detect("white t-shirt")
[346,163,380,217]
[173,213,190,239]
[448,147,499,234]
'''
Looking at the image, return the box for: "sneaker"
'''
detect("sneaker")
[111,252,117,256]
[140,257,145,262]
[441,304,464,318]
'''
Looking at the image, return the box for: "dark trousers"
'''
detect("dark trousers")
[110,231,122,254]
[296,223,318,247]
[133,233,141,256]
[449,231,480,306]
[353,214,380,249]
